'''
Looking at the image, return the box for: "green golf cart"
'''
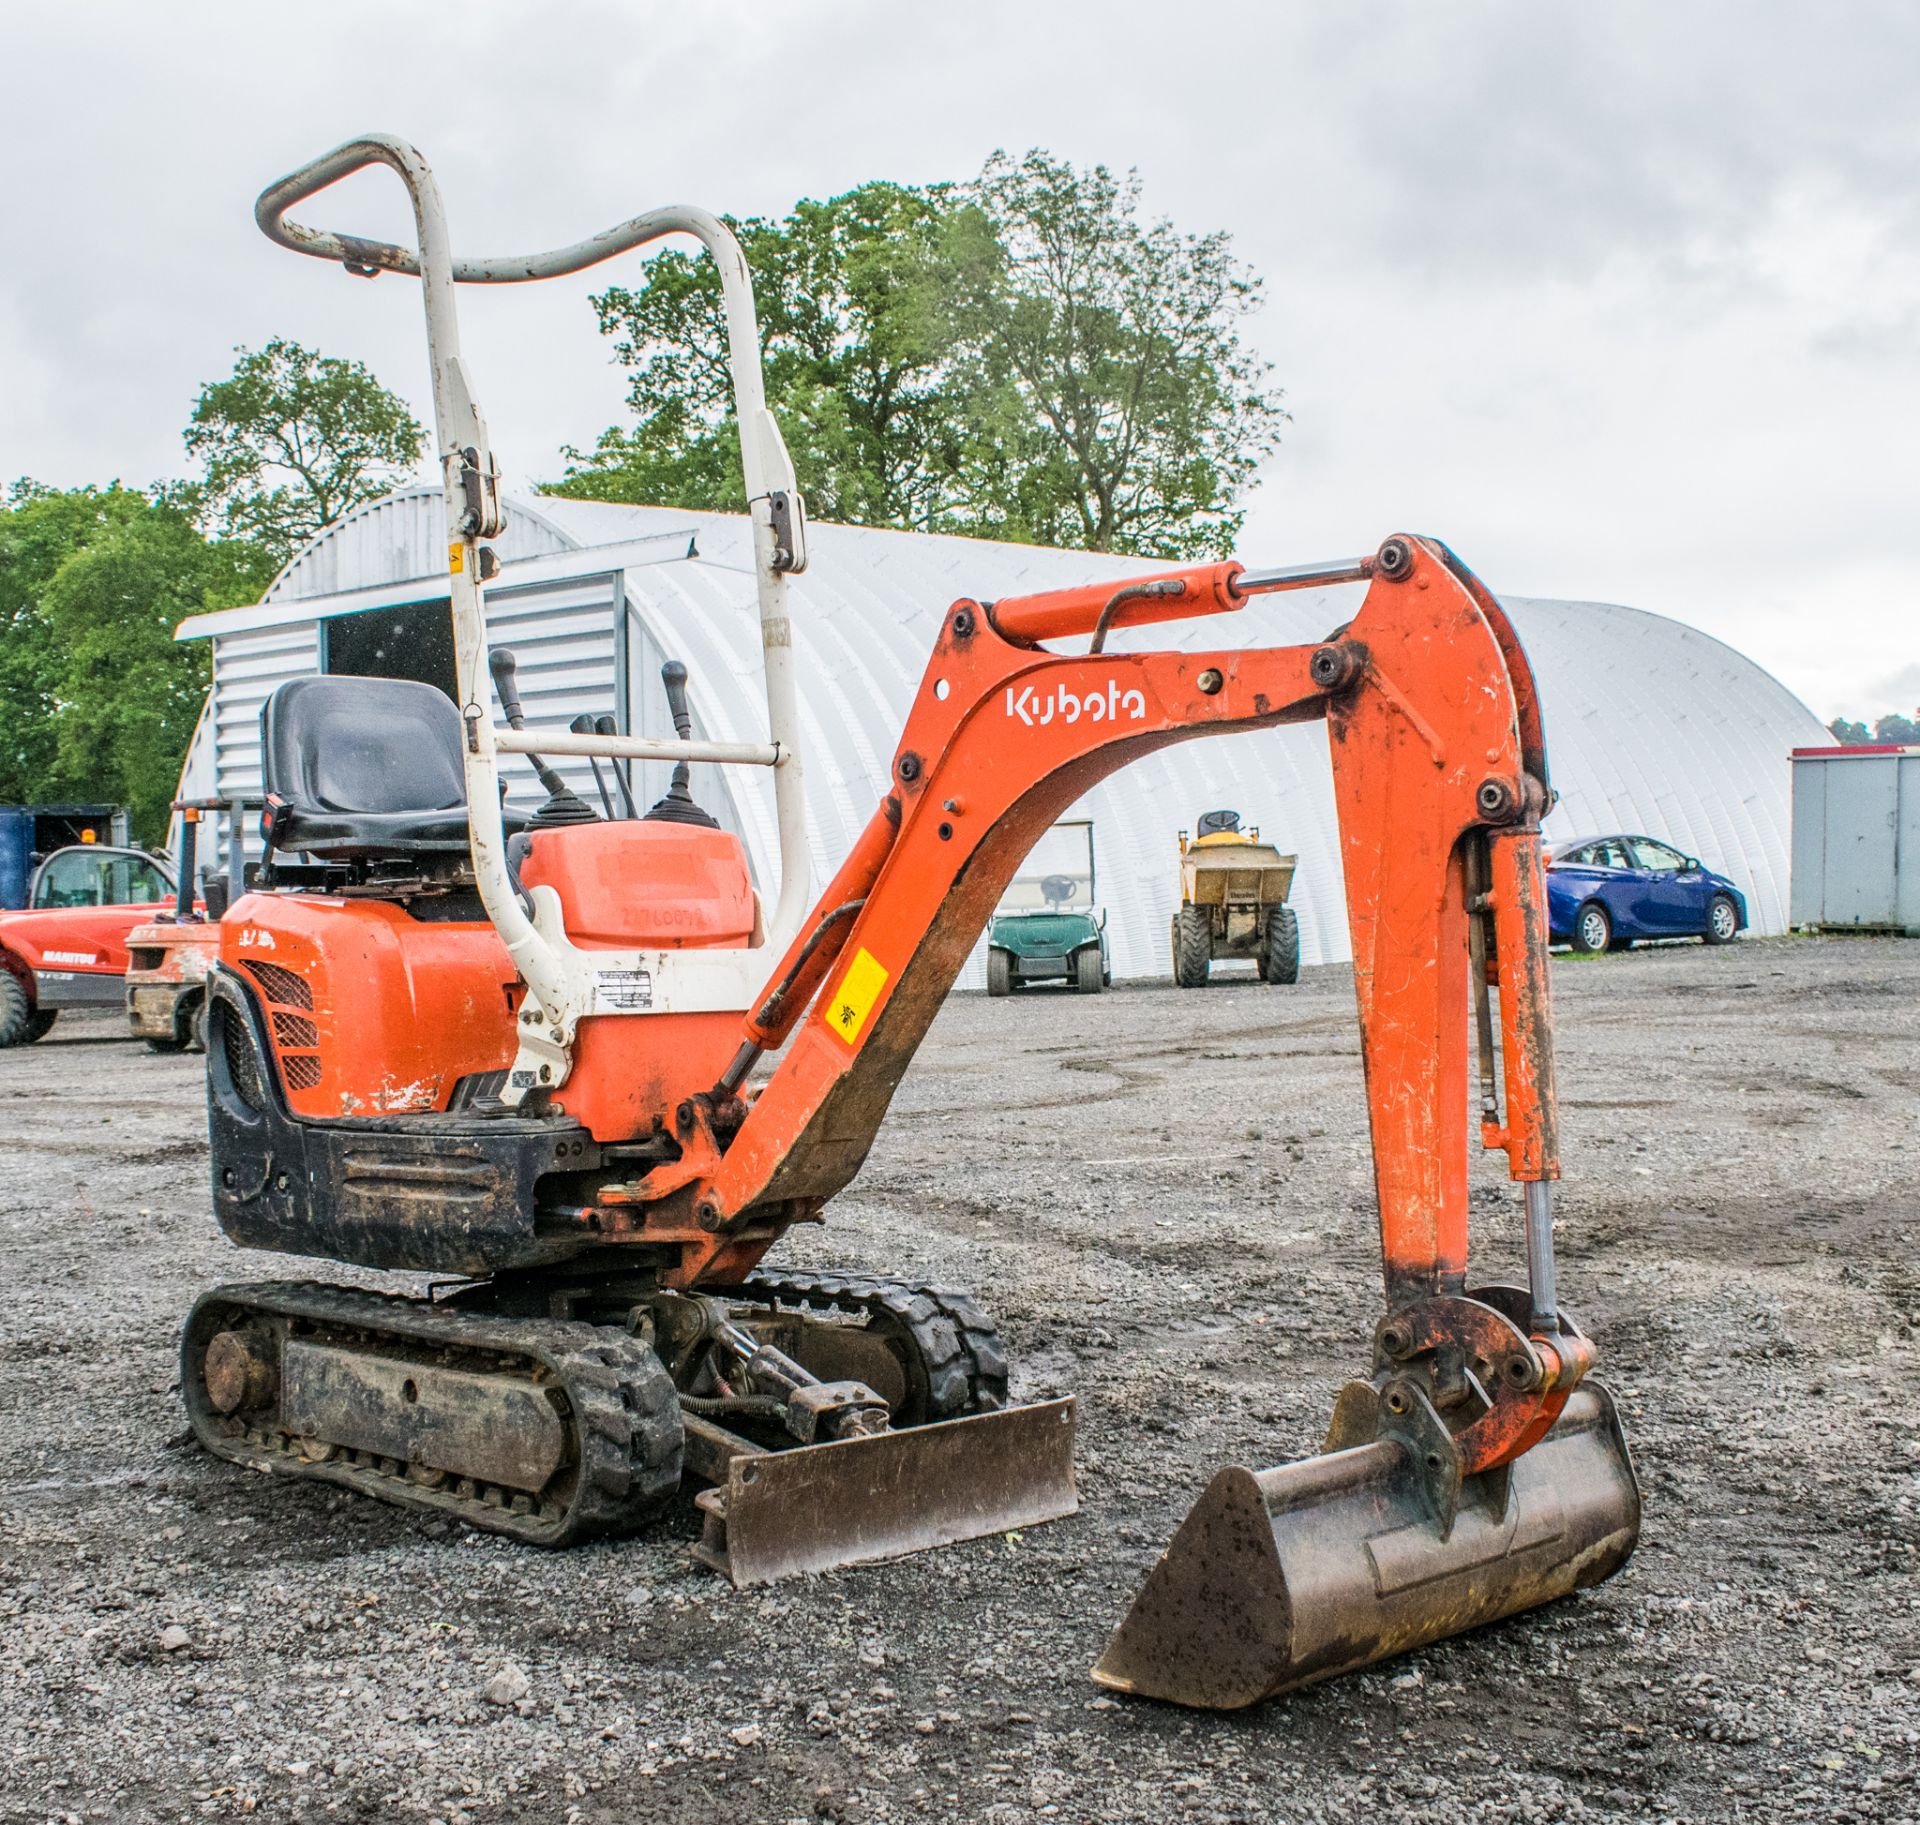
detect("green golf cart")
[985,818,1110,996]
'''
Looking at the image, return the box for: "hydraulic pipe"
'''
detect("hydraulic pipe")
[989,562,1245,646]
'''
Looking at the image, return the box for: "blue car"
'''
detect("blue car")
[1545,835,1747,953]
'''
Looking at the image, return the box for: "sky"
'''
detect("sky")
[1,1,1914,721]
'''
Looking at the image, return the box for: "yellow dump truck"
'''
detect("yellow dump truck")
[1171,809,1300,987]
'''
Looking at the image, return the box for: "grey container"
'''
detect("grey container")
[1790,745,1920,935]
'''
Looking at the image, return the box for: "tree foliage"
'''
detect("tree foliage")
[0,483,265,839]
[550,152,1286,559]
[955,151,1287,556]
[183,337,424,571]
[4,344,421,840]
[552,184,993,529]
[1829,712,1919,745]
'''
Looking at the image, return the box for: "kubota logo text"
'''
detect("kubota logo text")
[1006,680,1147,727]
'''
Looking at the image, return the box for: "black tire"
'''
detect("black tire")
[1259,905,1301,984]
[986,947,1012,998]
[1073,947,1103,993]
[25,1011,57,1042]
[1572,900,1612,956]
[1173,905,1212,988]
[143,990,202,1054]
[0,969,45,1048]
[1704,893,1739,946]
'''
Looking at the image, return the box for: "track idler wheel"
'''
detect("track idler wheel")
[1093,1292,1641,1709]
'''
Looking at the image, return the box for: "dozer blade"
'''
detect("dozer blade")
[693,1397,1078,1585]
[1092,1382,1639,1709]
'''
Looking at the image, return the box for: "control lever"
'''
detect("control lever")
[488,649,567,798]
[488,647,597,828]
[570,714,617,819]
[594,714,638,819]
[645,660,720,828]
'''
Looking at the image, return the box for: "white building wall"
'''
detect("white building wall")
[179,491,1828,985]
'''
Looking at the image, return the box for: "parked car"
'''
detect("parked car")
[0,843,178,1046]
[1545,835,1747,953]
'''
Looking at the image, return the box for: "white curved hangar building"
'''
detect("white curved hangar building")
[175,487,1826,983]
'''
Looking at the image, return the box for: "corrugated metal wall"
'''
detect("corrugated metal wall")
[184,489,1828,985]
[263,486,572,602]
[531,500,1828,985]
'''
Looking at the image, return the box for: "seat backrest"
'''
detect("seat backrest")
[1196,808,1241,838]
[262,677,468,815]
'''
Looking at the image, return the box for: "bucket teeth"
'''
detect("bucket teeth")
[1092,1382,1640,1709]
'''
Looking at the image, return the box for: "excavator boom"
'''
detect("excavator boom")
[683,535,1640,1701]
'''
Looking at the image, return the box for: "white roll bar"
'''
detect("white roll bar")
[255,135,814,1046]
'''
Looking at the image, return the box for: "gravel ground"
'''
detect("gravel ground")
[3,935,1918,1824]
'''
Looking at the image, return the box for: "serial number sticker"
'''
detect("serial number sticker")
[592,968,654,1012]
[826,947,888,1047]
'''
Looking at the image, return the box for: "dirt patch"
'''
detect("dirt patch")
[2,936,1917,1822]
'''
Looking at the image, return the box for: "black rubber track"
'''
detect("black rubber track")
[182,1280,683,1546]
[730,1267,1010,1424]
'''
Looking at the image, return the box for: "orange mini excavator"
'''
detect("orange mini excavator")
[183,135,1639,1709]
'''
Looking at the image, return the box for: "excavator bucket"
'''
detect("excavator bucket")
[1092,1383,1638,1709]
[693,1398,1079,1585]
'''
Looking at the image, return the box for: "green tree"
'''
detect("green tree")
[953,150,1286,557]
[551,153,1284,560]
[1830,712,1920,745]
[41,502,260,839]
[551,183,993,528]
[184,338,424,571]
[0,481,156,806]
[0,484,262,840]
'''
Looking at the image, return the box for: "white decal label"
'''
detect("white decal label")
[44,950,96,966]
[1006,680,1147,728]
[592,968,654,1012]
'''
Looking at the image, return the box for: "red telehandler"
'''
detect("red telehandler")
[183,135,1639,1709]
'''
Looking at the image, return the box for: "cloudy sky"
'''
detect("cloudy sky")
[1,2,1913,719]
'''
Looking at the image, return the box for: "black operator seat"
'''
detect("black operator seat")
[260,676,526,857]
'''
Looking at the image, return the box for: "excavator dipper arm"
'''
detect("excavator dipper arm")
[649,534,1640,1704]
[697,534,1562,1396]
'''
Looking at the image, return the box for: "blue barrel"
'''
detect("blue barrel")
[0,808,29,910]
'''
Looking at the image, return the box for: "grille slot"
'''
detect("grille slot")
[271,1011,320,1050]
[281,1054,323,1091]
[244,960,313,1009]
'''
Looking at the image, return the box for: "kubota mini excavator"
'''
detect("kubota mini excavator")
[183,135,1640,1709]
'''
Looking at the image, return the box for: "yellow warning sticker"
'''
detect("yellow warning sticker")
[448,543,465,574]
[826,947,889,1047]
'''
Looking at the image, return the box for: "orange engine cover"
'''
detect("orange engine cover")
[221,823,760,1141]
[519,821,757,1138]
[220,893,518,1120]
[520,821,755,949]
